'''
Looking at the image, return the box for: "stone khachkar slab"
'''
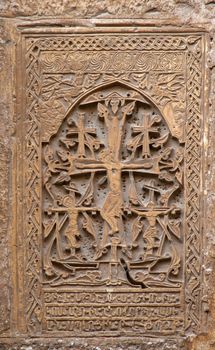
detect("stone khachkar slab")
[14,28,207,339]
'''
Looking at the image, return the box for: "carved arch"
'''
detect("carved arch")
[57,80,176,140]
[42,81,184,289]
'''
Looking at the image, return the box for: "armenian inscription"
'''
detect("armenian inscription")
[22,32,204,336]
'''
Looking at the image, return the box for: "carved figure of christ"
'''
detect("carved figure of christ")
[129,206,173,256]
[47,100,131,262]
[49,199,97,259]
[74,100,161,252]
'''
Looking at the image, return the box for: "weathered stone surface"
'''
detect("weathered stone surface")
[0,0,214,22]
[0,1,215,349]
[0,19,13,336]
[0,337,187,350]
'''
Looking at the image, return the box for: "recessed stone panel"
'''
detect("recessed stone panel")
[14,29,206,340]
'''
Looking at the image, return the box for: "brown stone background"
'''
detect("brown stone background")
[0,0,215,349]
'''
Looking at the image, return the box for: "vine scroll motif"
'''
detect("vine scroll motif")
[23,34,204,335]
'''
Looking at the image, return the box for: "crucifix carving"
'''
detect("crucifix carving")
[42,84,183,288]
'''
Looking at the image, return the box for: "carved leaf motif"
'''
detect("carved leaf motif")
[84,74,101,89]
[57,149,70,162]
[130,73,147,86]
[159,171,174,182]
[97,102,109,118]
[157,73,184,92]
[121,101,135,115]
[160,147,172,160]
[128,172,141,205]
[151,114,161,124]
[54,171,71,184]
[43,218,56,238]
[168,219,181,239]
[127,133,143,152]
[60,137,76,149]
[169,149,184,172]
[169,246,181,275]
[82,213,96,239]
[151,132,169,148]
[176,168,183,184]
[131,216,144,245]
[77,174,94,206]
[44,145,54,163]
[84,132,102,151]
